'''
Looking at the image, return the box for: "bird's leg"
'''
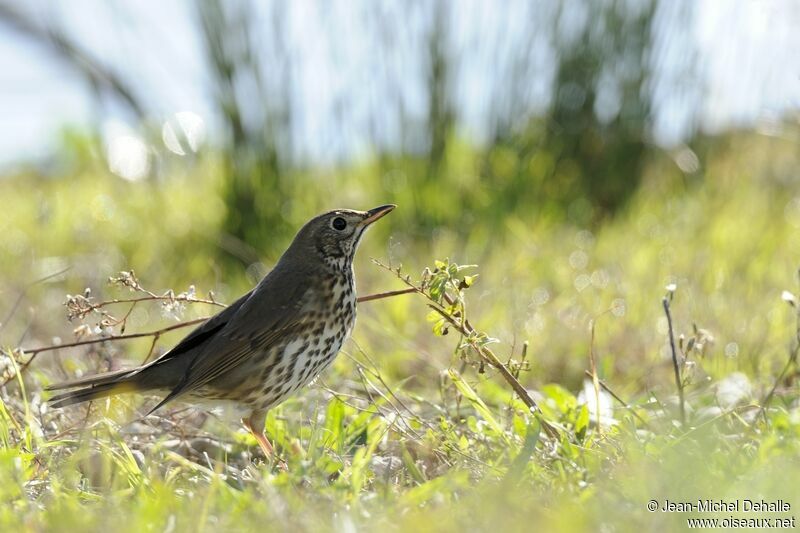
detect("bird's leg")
[251,429,275,458]
[242,409,273,457]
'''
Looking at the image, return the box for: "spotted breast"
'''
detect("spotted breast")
[192,267,357,411]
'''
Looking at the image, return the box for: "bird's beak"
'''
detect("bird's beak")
[360,204,396,226]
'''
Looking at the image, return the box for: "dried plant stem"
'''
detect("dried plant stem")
[662,296,685,424]
[1,266,71,335]
[758,299,800,422]
[759,356,796,422]
[370,259,559,438]
[428,305,559,439]
[588,320,602,435]
[89,295,226,311]
[356,288,417,303]
[19,317,209,357]
[3,318,213,386]
[142,333,162,365]
[583,370,650,427]
[18,288,410,357]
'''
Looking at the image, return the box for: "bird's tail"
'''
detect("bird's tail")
[46,368,142,409]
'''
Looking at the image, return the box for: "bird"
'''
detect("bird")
[46,204,396,458]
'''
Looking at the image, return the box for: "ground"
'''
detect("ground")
[1,132,800,531]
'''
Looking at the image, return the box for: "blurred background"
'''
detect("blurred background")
[1,0,799,390]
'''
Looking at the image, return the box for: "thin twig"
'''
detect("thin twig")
[759,357,797,422]
[2,318,210,388]
[18,317,209,356]
[142,334,161,365]
[356,288,416,303]
[588,320,602,435]
[15,286,409,364]
[583,370,650,427]
[0,266,71,334]
[759,272,800,422]
[371,259,559,438]
[0,3,146,118]
[89,295,226,310]
[346,344,433,434]
[513,341,528,380]
[428,305,559,439]
[662,296,685,424]
[343,344,492,470]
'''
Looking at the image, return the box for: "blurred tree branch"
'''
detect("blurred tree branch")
[197,0,295,263]
[0,1,145,120]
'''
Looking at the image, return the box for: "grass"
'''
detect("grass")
[1,130,800,531]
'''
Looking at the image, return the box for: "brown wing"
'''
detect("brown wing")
[150,289,254,366]
[46,290,255,398]
[176,318,311,389]
[147,266,315,412]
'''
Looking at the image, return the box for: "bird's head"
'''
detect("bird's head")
[287,204,395,272]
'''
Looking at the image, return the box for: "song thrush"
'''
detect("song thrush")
[47,204,395,457]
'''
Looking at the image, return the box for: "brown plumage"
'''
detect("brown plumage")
[47,204,395,457]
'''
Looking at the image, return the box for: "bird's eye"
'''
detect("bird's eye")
[332,217,347,231]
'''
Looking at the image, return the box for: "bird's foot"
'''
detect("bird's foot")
[252,430,274,457]
[243,418,287,471]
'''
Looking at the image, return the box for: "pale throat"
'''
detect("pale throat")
[322,232,364,275]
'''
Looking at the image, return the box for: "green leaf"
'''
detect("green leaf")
[447,263,458,278]
[429,277,446,302]
[462,274,478,288]
[401,444,426,484]
[503,420,541,485]
[448,369,510,444]
[323,397,347,453]
[575,404,590,442]
[348,421,386,497]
